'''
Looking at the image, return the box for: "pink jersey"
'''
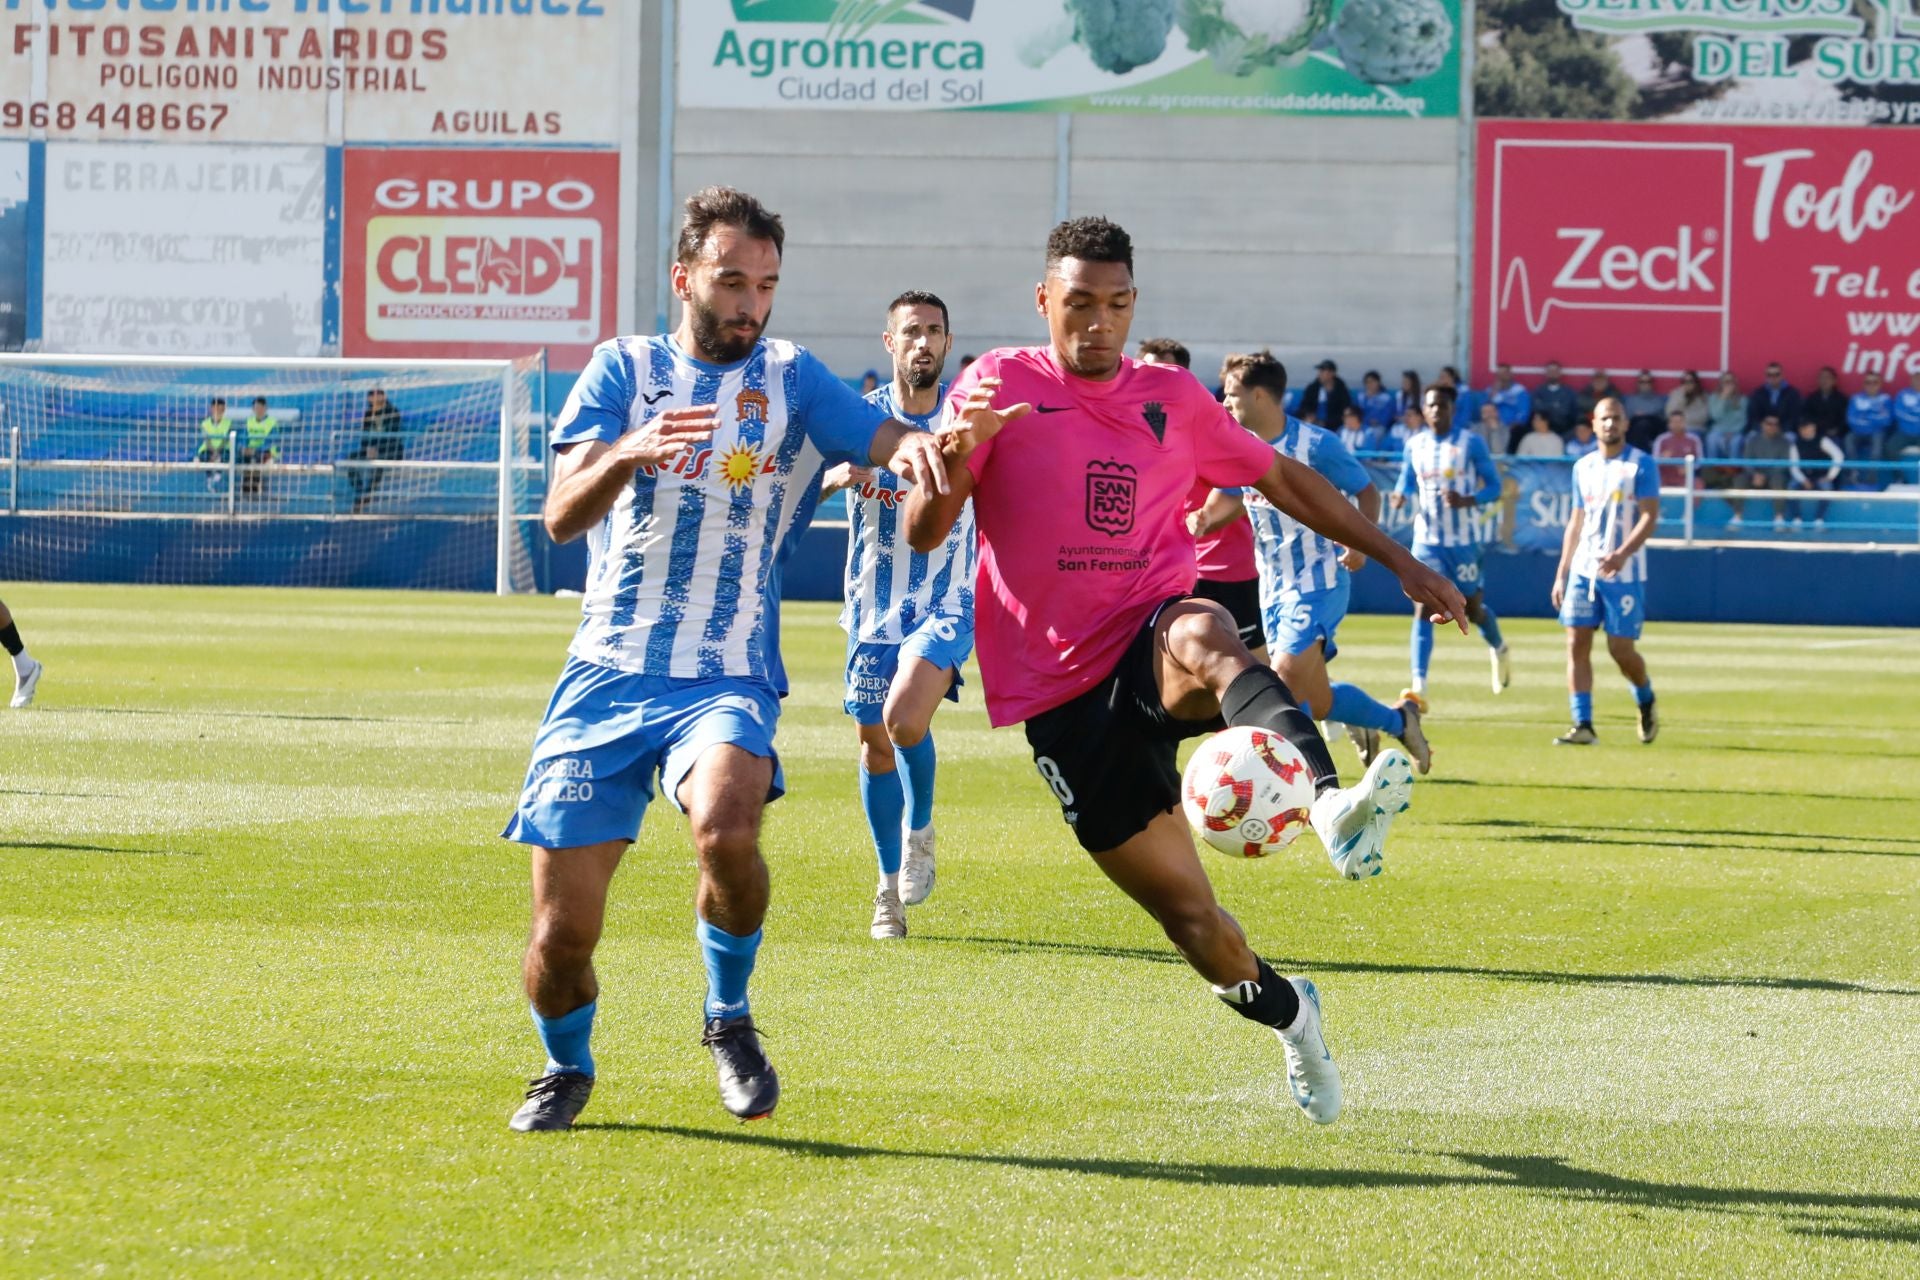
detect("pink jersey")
[956,346,1276,727]
[1186,480,1258,581]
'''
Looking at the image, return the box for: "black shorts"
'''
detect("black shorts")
[1022,598,1226,854]
[1193,576,1265,651]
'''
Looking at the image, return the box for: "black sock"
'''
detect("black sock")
[0,623,20,658]
[1220,666,1339,792]
[1214,957,1301,1030]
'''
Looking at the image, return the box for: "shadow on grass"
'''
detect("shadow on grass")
[584,1125,1920,1234]
[1490,830,1916,860]
[37,706,464,725]
[0,840,190,855]
[1449,817,1920,852]
[914,935,1920,998]
[1423,777,1910,806]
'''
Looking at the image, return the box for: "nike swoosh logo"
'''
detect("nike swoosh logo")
[641,389,672,405]
[1033,405,1070,414]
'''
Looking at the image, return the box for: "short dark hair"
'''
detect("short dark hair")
[676,186,784,265]
[1045,216,1132,273]
[210,397,225,408]
[1220,349,1288,401]
[253,396,267,407]
[1424,383,1457,407]
[887,289,949,332]
[1137,338,1190,369]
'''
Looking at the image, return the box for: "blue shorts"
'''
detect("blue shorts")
[1414,542,1486,593]
[844,613,972,725]
[1560,576,1647,640]
[502,656,785,849]
[1263,579,1349,661]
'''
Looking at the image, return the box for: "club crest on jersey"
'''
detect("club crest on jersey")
[735,389,770,424]
[1084,459,1136,537]
[1142,401,1167,443]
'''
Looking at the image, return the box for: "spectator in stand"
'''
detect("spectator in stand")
[1297,358,1352,427]
[859,369,881,395]
[1652,410,1704,488]
[1440,366,1486,426]
[1489,363,1532,451]
[1395,370,1421,421]
[1514,410,1566,459]
[1622,371,1667,450]
[351,387,404,513]
[1738,414,1794,529]
[1789,418,1845,529]
[1745,360,1802,433]
[1533,360,1578,435]
[1358,370,1396,433]
[1802,365,1848,441]
[1576,370,1625,426]
[1401,404,1426,439]
[240,396,279,498]
[1475,401,1506,454]
[195,397,231,463]
[1894,370,1920,478]
[1705,372,1746,458]
[1847,371,1895,477]
[1565,417,1599,460]
[1664,370,1710,434]
[1370,409,1411,456]
[1336,405,1369,455]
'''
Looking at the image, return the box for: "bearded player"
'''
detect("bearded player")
[905,217,1465,1125]
[821,291,972,939]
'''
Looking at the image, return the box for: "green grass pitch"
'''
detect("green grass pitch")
[3,583,1917,1277]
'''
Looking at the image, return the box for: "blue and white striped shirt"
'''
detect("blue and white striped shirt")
[1572,445,1659,586]
[1396,428,1502,549]
[840,381,974,645]
[554,335,886,692]
[1245,416,1375,599]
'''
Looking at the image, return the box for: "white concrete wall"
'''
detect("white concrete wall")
[666,106,1460,388]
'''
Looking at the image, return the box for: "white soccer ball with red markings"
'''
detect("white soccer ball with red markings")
[1181,725,1316,858]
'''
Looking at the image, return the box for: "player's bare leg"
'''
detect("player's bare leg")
[1092,810,1341,1124]
[511,839,624,1131]
[883,656,954,907]
[1153,600,1412,879]
[856,721,907,937]
[1556,626,1599,744]
[1605,633,1657,743]
[678,745,780,1119]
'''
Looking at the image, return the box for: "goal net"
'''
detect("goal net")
[0,353,547,594]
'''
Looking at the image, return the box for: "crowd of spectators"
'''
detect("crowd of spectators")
[1277,358,1920,496]
[191,388,404,508]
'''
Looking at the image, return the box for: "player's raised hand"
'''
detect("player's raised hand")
[889,429,951,495]
[1399,558,1469,632]
[820,462,873,497]
[938,378,1032,461]
[1338,546,1366,572]
[613,403,721,469]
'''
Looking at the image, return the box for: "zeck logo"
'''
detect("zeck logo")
[1552,227,1715,294]
[1084,458,1136,537]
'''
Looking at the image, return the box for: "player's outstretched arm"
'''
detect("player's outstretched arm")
[1254,454,1467,629]
[904,378,1030,553]
[1337,484,1383,571]
[1187,489,1246,538]
[544,405,720,543]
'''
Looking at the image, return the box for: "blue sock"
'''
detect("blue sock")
[531,999,596,1077]
[696,918,761,1020]
[1633,682,1655,706]
[1571,691,1593,724]
[1328,682,1404,736]
[893,734,937,832]
[1477,606,1505,651]
[860,764,906,876]
[1411,617,1434,683]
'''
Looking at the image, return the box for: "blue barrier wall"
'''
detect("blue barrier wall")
[6,517,1915,626]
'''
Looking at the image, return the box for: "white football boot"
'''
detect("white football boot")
[1309,748,1415,880]
[901,825,936,906]
[1491,644,1511,694]
[10,656,42,709]
[1278,978,1343,1124]
[870,886,906,940]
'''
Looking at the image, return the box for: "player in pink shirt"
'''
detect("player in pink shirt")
[906,217,1464,1125]
[1138,337,1267,663]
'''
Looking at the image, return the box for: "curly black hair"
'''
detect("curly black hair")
[1045,216,1133,273]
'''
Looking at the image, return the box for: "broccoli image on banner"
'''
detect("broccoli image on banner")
[1059,0,1178,74]
[1178,0,1334,75]
[1328,0,1453,85]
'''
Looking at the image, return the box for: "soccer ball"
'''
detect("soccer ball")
[1180,726,1316,858]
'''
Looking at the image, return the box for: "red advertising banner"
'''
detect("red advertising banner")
[342,149,619,364]
[1474,120,1920,391]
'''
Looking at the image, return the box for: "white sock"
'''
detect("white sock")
[878,871,900,896]
[1410,675,1426,695]
[11,648,30,676]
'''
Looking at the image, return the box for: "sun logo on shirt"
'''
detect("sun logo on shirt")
[719,443,763,491]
